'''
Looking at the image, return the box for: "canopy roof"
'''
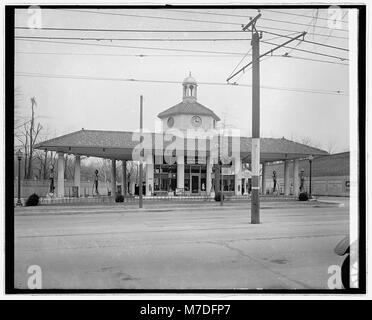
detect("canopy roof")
[35,129,328,162]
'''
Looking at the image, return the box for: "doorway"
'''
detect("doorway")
[191,175,199,194]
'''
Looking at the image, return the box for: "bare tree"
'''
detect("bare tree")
[127,161,139,186]
[16,97,44,179]
[64,155,76,180]
[326,140,337,154]
[95,158,111,193]
[15,98,44,179]
[14,86,26,131]
[34,149,45,179]
[299,136,313,147]
[216,110,235,130]
[293,136,322,150]
[26,97,42,179]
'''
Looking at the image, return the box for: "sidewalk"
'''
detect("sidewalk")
[315,196,349,207]
[14,198,342,216]
[14,194,299,207]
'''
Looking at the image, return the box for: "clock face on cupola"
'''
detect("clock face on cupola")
[191,115,202,127]
[167,116,174,128]
[157,72,221,132]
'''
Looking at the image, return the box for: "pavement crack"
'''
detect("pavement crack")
[206,240,314,290]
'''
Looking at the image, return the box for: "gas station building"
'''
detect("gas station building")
[35,74,328,198]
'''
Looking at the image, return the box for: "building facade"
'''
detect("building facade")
[263,152,350,196]
[35,74,329,199]
[150,73,239,196]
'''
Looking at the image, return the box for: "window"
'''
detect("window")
[191,166,200,173]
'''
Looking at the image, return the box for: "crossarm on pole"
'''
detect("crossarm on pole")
[242,13,262,31]
[226,31,306,83]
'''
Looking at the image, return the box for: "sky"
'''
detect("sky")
[14,7,351,153]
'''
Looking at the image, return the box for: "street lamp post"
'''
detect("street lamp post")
[308,155,314,199]
[220,164,224,206]
[16,149,23,206]
[218,133,224,206]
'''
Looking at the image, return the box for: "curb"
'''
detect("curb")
[13,200,341,217]
[315,199,345,207]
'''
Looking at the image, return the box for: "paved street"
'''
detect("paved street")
[14,199,349,290]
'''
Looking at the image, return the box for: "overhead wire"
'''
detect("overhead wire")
[263,9,348,23]
[158,8,349,32]
[14,50,349,66]
[56,8,241,26]
[16,38,249,55]
[15,71,348,96]
[261,30,349,51]
[14,26,249,33]
[15,36,255,42]
[49,8,349,40]
[261,40,348,61]
[227,47,253,79]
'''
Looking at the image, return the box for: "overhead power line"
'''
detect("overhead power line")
[16,51,244,57]
[16,38,348,61]
[15,71,348,96]
[278,54,348,66]
[256,24,347,40]
[58,8,240,26]
[228,47,253,79]
[53,8,348,40]
[14,26,247,33]
[159,8,348,32]
[14,50,349,66]
[315,11,349,49]
[227,32,306,82]
[263,9,348,24]
[262,30,349,51]
[261,40,349,61]
[15,36,254,42]
[14,119,32,129]
[16,38,248,55]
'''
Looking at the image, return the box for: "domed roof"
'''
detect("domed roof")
[183,72,197,84]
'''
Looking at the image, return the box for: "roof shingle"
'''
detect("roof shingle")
[35,129,328,160]
[157,101,221,121]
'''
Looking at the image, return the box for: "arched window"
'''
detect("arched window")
[189,85,194,97]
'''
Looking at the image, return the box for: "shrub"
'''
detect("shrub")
[26,193,39,206]
[115,194,124,202]
[298,192,309,201]
[214,192,225,202]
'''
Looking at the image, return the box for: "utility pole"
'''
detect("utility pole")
[226,13,306,224]
[251,28,260,224]
[219,133,224,206]
[139,95,143,209]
